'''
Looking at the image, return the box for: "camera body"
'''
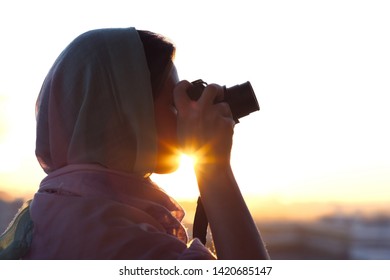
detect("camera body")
[187,79,260,123]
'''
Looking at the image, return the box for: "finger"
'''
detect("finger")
[214,102,233,118]
[223,116,236,131]
[173,80,192,109]
[198,83,224,106]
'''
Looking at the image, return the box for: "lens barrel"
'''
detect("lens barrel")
[188,79,260,123]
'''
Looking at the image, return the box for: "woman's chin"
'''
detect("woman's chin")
[153,164,179,174]
[154,156,180,174]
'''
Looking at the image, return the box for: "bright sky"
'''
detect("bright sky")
[1,1,390,213]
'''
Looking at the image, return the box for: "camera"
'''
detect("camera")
[187,79,260,123]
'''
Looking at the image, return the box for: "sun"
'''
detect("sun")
[178,153,197,170]
[151,153,199,201]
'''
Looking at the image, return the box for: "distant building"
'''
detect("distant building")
[260,214,390,260]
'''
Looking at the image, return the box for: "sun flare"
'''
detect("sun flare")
[151,153,199,201]
[179,154,197,170]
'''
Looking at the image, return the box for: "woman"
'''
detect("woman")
[0,27,269,259]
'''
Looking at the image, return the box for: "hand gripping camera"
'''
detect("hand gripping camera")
[189,79,260,245]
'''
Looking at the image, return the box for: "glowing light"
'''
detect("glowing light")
[151,153,199,201]
[0,143,21,172]
[179,154,197,169]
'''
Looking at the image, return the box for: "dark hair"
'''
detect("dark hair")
[137,30,176,97]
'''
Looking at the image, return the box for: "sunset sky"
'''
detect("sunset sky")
[1,1,389,219]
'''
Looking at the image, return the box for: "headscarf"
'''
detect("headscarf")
[35,28,157,175]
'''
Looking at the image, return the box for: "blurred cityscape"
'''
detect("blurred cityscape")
[259,215,390,259]
[1,195,390,260]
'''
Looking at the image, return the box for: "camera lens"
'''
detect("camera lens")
[224,82,259,122]
[188,80,260,123]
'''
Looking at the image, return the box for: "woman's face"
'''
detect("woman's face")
[153,64,180,173]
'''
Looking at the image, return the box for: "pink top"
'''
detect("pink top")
[24,164,215,259]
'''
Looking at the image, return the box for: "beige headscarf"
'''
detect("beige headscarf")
[35,28,157,175]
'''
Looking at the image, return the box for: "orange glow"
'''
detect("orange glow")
[179,153,197,169]
[151,153,199,200]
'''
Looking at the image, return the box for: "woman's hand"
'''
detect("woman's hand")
[173,80,269,260]
[173,80,235,166]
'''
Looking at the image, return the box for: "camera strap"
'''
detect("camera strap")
[192,196,208,245]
